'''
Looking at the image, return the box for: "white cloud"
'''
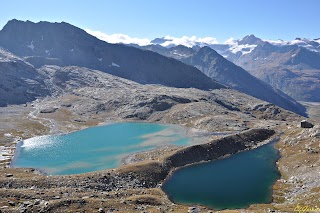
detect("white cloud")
[85,29,151,46]
[265,39,287,45]
[224,37,236,45]
[85,29,219,47]
[161,35,218,47]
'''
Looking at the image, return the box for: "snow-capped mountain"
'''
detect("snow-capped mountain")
[267,37,320,53]
[149,34,320,102]
[215,36,320,102]
[150,34,320,55]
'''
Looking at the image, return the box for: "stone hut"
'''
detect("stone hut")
[301,120,314,128]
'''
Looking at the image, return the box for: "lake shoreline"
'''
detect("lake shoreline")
[10,122,206,175]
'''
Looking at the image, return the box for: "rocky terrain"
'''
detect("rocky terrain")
[19,66,305,137]
[0,63,296,146]
[0,96,319,213]
[0,48,49,106]
[1,63,319,212]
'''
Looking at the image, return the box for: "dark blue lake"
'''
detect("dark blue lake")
[162,142,280,210]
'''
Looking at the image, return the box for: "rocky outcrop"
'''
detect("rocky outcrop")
[40,107,58,113]
[164,128,275,168]
[301,120,314,128]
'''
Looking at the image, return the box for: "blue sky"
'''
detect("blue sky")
[0,0,319,42]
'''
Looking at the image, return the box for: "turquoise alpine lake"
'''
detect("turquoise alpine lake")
[162,142,280,210]
[11,122,191,175]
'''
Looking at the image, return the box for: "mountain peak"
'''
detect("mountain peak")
[198,45,214,52]
[196,46,221,58]
[3,19,78,31]
[0,19,90,48]
[4,19,46,27]
[2,19,29,30]
[238,34,263,45]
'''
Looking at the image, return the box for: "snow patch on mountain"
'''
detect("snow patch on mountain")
[172,51,189,57]
[28,41,34,51]
[229,43,257,54]
[223,37,257,54]
[45,49,53,55]
[111,62,120,67]
[266,38,320,52]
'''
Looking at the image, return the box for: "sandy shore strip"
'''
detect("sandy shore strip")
[0,144,17,166]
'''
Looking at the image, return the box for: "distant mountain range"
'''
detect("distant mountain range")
[0,20,307,116]
[148,35,320,102]
[140,44,306,116]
